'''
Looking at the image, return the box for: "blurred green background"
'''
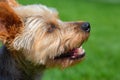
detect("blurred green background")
[18,0,120,80]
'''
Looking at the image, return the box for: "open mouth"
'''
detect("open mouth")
[54,46,85,60]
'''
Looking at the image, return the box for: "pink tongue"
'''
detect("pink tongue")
[72,48,83,56]
[70,48,85,59]
[73,48,78,53]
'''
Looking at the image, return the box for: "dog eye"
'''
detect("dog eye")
[47,23,56,33]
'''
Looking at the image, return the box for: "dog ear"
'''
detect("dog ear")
[0,0,19,7]
[0,2,22,43]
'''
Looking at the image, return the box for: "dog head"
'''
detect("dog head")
[0,2,90,68]
[13,5,90,68]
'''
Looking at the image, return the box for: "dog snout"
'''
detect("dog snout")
[81,22,90,32]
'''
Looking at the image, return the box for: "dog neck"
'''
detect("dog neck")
[0,45,46,80]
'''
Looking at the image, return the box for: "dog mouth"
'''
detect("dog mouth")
[54,46,85,60]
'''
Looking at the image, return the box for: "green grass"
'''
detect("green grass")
[18,0,120,80]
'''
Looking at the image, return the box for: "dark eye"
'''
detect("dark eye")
[47,23,56,33]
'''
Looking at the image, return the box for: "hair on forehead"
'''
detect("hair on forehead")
[14,4,58,19]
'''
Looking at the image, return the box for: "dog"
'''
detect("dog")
[0,0,90,80]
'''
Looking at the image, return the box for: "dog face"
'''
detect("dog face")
[12,5,90,68]
[0,2,90,68]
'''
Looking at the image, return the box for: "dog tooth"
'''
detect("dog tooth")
[82,49,85,53]
[78,47,85,55]
[80,46,83,49]
[71,56,76,58]
[78,48,82,54]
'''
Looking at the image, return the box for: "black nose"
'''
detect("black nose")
[81,22,90,32]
